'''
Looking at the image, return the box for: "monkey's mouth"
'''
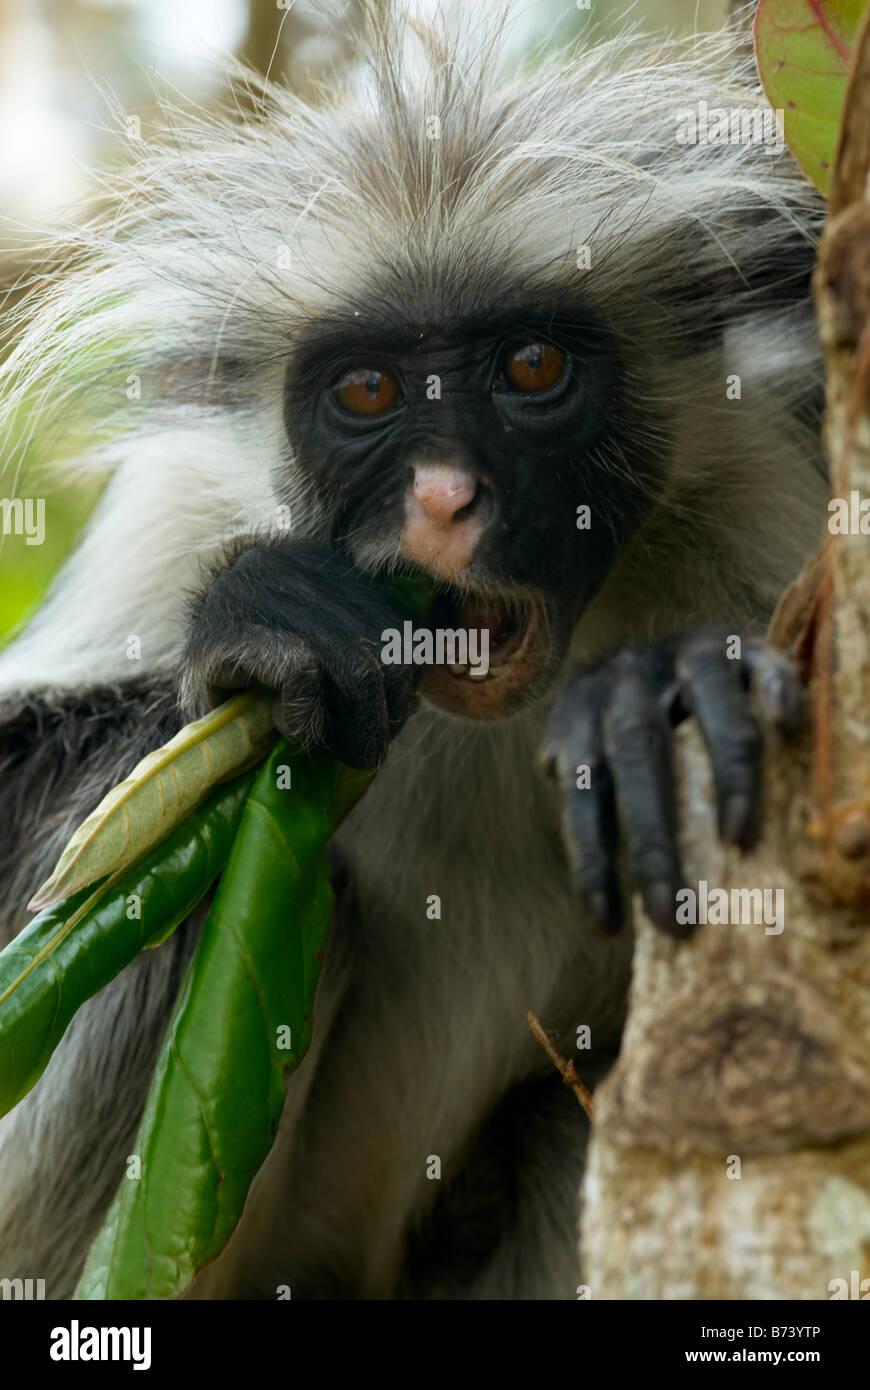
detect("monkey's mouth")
[420,590,551,718]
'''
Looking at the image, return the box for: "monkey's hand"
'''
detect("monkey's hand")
[179,539,420,769]
[539,627,805,936]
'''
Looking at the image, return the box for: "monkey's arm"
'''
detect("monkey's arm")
[0,681,182,948]
[0,681,206,1295]
[540,628,805,935]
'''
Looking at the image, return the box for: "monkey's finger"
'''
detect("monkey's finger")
[601,662,689,936]
[563,761,624,933]
[548,744,624,932]
[178,627,274,716]
[378,647,423,733]
[273,646,329,747]
[676,634,763,850]
[742,639,806,736]
[541,674,624,931]
[320,647,393,769]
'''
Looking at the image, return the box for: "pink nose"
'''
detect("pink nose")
[412,465,478,526]
[401,464,484,579]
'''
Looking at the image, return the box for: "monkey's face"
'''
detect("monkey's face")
[284,292,663,719]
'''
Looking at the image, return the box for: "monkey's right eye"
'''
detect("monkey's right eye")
[334,367,401,416]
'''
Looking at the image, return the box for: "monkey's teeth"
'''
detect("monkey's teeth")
[446,660,511,681]
[447,662,509,681]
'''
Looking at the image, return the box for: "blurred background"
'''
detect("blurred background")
[0,0,728,646]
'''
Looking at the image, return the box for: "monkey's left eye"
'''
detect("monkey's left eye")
[502,342,565,393]
[334,367,401,416]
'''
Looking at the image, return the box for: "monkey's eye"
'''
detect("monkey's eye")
[502,342,565,393]
[334,367,401,416]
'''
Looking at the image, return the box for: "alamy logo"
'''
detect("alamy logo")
[0,496,45,546]
[828,490,870,534]
[0,1276,45,1299]
[675,100,784,153]
[381,621,490,677]
[50,1320,152,1371]
[828,1270,870,1299]
[676,880,784,935]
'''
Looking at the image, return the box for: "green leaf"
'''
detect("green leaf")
[76,741,372,1299]
[755,0,868,196]
[30,691,276,911]
[0,772,255,1118]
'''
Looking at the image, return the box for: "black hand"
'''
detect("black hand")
[179,539,420,769]
[540,627,804,936]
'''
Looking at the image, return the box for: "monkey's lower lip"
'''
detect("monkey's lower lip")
[420,593,549,718]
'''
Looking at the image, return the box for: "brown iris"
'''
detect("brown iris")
[335,367,400,416]
[504,342,565,393]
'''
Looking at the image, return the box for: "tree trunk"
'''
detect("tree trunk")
[580,12,870,1301]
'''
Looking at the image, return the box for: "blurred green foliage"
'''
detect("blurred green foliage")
[0,466,100,648]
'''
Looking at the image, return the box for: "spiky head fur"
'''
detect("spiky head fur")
[0,1,824,690]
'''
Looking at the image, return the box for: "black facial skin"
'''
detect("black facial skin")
[179,286,807,936]
[282,289,664,627]
[186,290,665,769]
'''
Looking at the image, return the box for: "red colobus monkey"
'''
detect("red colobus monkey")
[0,3,824,1298]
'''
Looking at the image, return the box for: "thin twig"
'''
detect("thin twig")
[526,1009,595,1121]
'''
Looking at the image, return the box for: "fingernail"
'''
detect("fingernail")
[587,889,623,934]
[644,880,678,932]
[722,794,751,845]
